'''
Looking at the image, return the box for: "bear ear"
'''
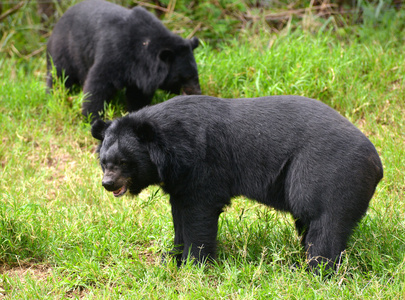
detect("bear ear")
[159,49,174,63]
[190,37,199,50]
[91,119,111,141]
[133,121,156,143]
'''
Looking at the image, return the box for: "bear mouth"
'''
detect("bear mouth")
[113,186,127,197]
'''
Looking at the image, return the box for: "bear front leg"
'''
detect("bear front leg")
[304,213,354,274]
[125,86,153,112]
[294,218,309,248]
[165,204,185,267]
[179,204,222,265]
[82,77,117,121]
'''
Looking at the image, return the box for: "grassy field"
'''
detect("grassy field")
[0,1,405,299]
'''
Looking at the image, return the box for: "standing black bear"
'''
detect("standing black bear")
[91,95,383,273]
[47,0,201,120]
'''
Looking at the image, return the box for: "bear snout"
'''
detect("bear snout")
[102,179,116,191]
[102,173,122,190]
[102,172,128,193]
[182,81,201,95]
[102,177,128,197]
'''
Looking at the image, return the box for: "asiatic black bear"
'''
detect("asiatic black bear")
[47,0,201,120]
[92,95,383,272]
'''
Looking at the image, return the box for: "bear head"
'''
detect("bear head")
[127,7,201,97]
[91,118,160,197]
[157,36,201,95]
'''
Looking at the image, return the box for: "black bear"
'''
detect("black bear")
[91,95,383,273]
[47,0,201,120]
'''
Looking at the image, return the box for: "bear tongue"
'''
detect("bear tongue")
[113,186,127,197]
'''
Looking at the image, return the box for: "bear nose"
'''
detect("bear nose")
[102,179,115,190]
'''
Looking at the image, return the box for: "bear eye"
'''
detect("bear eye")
[119,160,127,166]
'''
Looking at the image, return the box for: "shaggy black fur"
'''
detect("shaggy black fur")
[47,0,200,120]
[92,95,383,273]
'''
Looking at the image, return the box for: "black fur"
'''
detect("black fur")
[47,0,201,120]
[92,95,383,272]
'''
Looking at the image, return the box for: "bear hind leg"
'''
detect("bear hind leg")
[46,67,78,92]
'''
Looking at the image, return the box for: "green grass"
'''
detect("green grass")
[1,2,405,299]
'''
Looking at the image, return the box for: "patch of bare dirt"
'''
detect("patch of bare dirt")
[65,286,88,299]
[0,263,53,298]
[0,263,52,281]
[0,263,90,299]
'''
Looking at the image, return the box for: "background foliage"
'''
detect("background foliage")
[0,0,404,299]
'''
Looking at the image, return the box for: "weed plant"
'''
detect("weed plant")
[0,1,404,299]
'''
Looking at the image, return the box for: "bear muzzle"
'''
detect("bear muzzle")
[102,178,128,197]
[181,78,201,96]
[112,186,127,197]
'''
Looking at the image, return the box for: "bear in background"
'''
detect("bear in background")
[92,95,383,273]
[47,0,201,121]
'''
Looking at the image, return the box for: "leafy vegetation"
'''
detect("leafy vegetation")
[0,0,404,298]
